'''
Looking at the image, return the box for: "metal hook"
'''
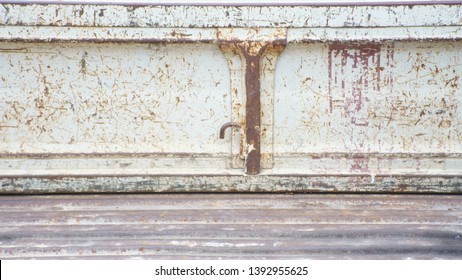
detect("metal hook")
[219,122,240,139]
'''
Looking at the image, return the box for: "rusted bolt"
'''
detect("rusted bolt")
[219,122,240,139]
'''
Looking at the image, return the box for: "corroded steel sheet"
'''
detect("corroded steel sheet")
[0,4,462,192]
[2,4,462,28]
[1,175,462,193]
[0,193,461,259]
[275,42,462,155]
[273,41,462,179]
[0,43,230,155]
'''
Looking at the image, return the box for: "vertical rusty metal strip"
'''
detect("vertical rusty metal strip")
[220,38,286,175]
[239,40,286,175]
[239,43,266,175]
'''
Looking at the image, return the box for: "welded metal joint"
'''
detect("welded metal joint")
[219,122,240,139]
[240,43,266,175]
[219,39,286,175]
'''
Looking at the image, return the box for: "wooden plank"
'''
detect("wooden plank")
[0,194,461,259]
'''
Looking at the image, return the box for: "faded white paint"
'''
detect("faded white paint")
[4,0,460,5]
[0,4,462,191]
[1,4,461,28]
[0,42,231,154]
[217,28,287,168]
[274,42,462,155]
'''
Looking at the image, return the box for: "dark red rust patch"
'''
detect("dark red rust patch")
[219,39,286,175]
[239,44,265,175]
[328,43,383,126]
[350,158,371,173]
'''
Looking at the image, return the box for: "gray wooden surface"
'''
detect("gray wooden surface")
[0,194,461,259]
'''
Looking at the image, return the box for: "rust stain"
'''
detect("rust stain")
[3,37,216,44]
[80,51,88,74]
[170,30,193,38]
[445,76,459,89]
[328,43,383,127]
[219,37,286,174]
[240,40,285,174]
[350,158,370,174]
[384,46,395,89]
[219,122,240,139]
[240,42,265,175]
[43,76,50,96]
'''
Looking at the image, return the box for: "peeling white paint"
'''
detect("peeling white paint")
[1,4,461,28]
[247,144,256,154]
[0,3,461,192]
[0,43,231,155]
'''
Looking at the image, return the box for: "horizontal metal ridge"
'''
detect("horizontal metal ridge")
[1,193,461,259]
[2,1,462,6]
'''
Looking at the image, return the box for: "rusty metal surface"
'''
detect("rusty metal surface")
[217,29,287,171]
[273,40,462,180]
[232,40,286,174]
[0,42,231,155]
[2,4,462,28]
[3,1,462,6]
[1,175,462,193]
[0,193,461,259]
[241,42,263,175]
[1,3,462,192]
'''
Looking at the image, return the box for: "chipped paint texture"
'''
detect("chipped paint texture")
[1,4,462,192]
[275,42,462,154]
[1,4,461,28]
[1,175,462,194]
[0,43,231,154]
[218,28,286,171]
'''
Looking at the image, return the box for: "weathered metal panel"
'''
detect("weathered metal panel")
[4,0,462,6]
[1,194,461,259]
[273,41,462,178]
[275,41,462,154]
[2,175,462,193]
[2,4,462,28]
[0,42,231,154]
[1,4,462,192]
[217,28,287,171]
